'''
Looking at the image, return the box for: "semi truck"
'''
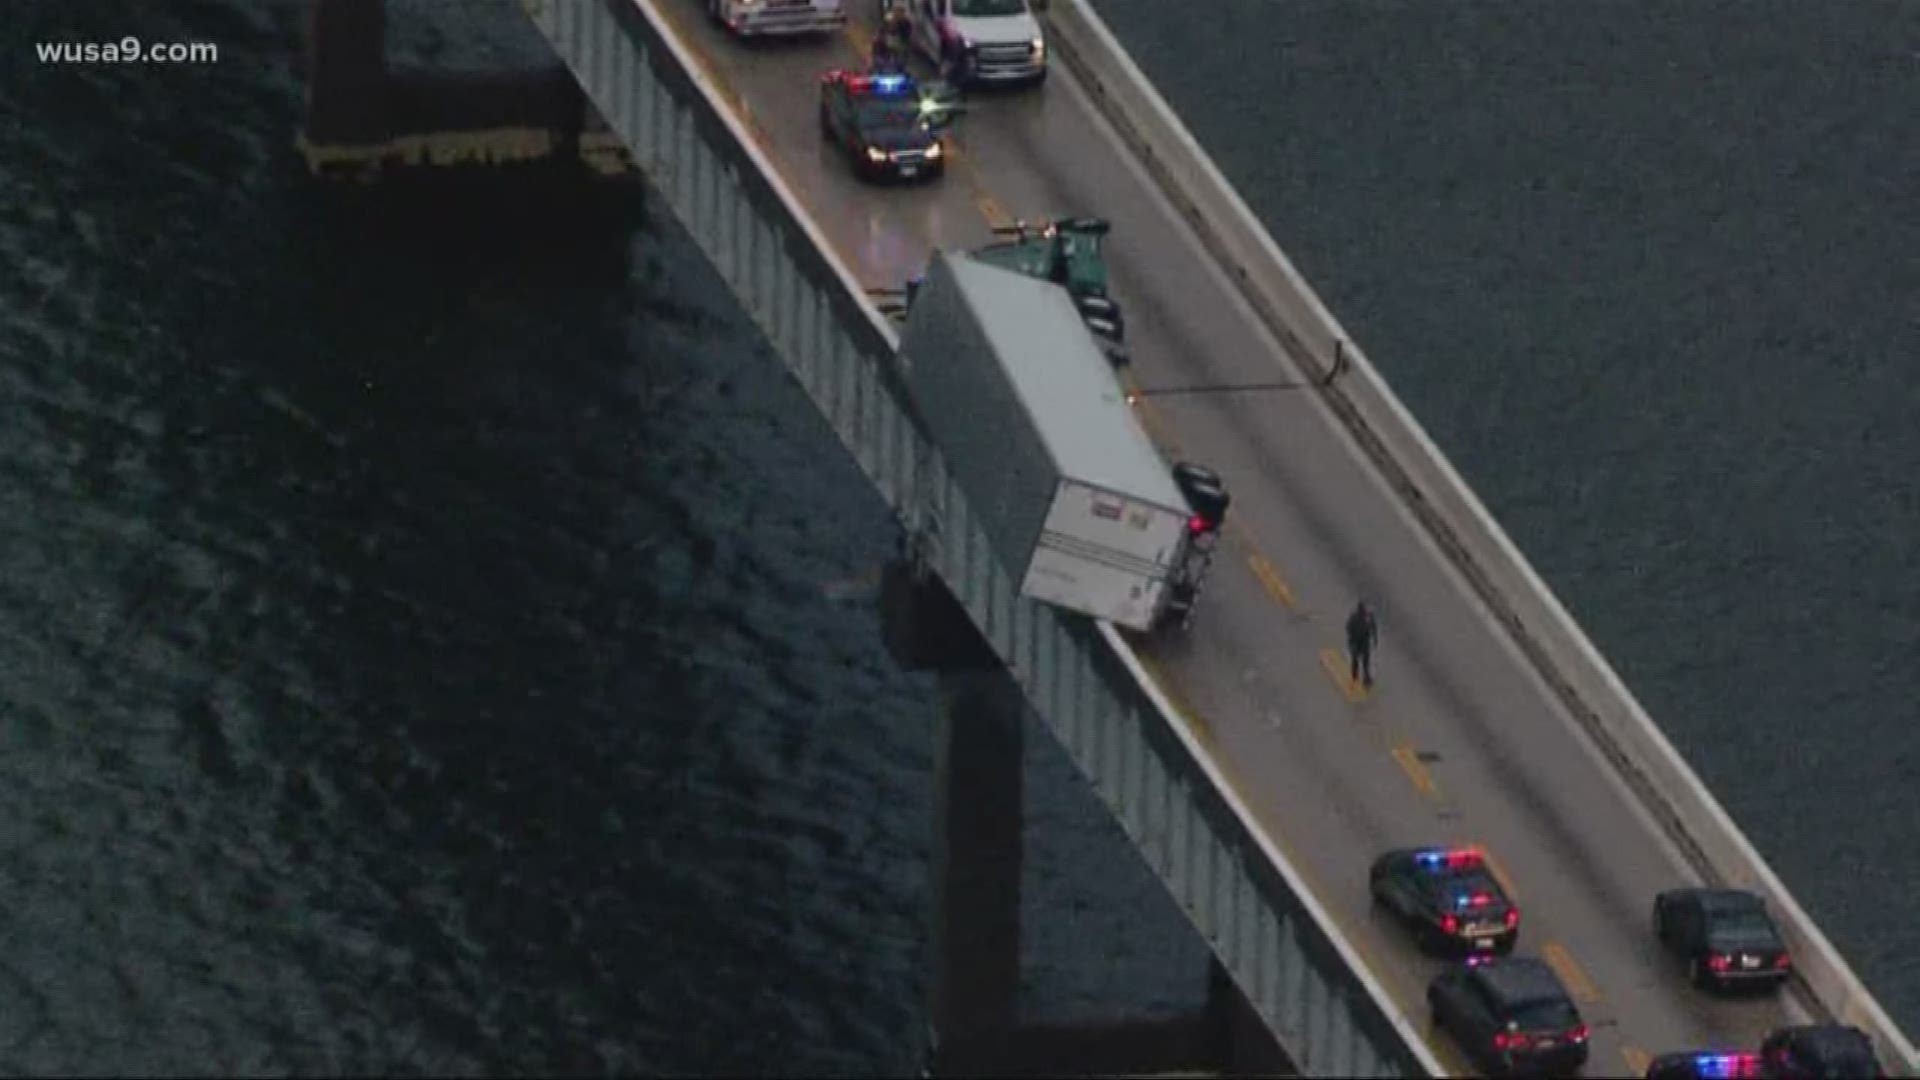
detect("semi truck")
[898,249,1214,634]
[973,216,1125,362]
[708,0,846,38]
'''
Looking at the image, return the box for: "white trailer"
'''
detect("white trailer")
[899,251,1201,632]
[707,0,846,38]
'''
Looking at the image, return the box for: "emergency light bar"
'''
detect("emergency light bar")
[1692,1052,1762,1079]
[848,72,912,95]
[1415,847,1483,871]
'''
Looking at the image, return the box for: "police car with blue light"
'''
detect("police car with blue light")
[1369,845,1521,955]
[1643,1049,1764,1079]
[816,68,957,182]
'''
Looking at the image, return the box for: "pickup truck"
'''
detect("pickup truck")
[901,0,1047,87]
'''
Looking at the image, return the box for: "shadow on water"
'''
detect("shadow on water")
[145,175,709,1071]
[240,176,855,1073]
[25,145,921,1071]
[4,0,941,1068]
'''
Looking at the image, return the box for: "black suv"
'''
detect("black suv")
[1760,1024,1883,1079]
[1653,888,1791,991]
[1428,957,1589,1076]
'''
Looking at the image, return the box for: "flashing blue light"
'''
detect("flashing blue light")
[1692,1053,1758,1079]
[1416,847,1481,872]
[872,73,908,94]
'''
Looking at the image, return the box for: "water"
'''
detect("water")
[1093,0,1920,1028]
[1,0,1207,1073]
[5,0,1915,1072]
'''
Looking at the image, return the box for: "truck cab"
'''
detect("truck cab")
[906,0,1047,86]
[709,0,846,38]
[973,217,1123,344]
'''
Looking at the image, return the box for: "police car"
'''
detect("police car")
[1643,1050,1764,1079]
[1428,956,1590,1077]
[1369,846,1520,955]
[816,69,947,181]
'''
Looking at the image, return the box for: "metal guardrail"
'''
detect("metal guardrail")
[518,0,1441,1073]
[1050,1,1919,1072]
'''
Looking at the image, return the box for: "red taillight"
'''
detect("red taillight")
[1188,515,1207,534]
[1492,1032,1518,1051]
[1568,1024,1589,1043]
[1504,908,1519,928]
[1708,954,1731,972]
[1440,914,1458,934]
[1774,953,1792,969]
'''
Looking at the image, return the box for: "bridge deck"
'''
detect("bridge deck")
[644,1,1810,1072]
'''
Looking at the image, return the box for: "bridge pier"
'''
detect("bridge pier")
[891,560,1292,1078]
[928,667,1024,1064]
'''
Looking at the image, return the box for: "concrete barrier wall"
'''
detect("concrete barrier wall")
[1046,1,1919,1073]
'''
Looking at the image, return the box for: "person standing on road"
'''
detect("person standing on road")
[1347,601,1378,687]
[882,0,912,51]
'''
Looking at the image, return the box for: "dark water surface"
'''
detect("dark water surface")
[5,0,1916,1073]
[1093,0,1920,1027]
[2,0,1205,1073]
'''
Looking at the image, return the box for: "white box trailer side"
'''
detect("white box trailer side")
[1025,478,1190,631]
[900,251,1192,632]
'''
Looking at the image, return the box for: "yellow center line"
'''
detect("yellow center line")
[1317,647,1369,703]
[951,150,1015,230]
[1479,846,1520,903]
[841,15,871,50]
[1623,1046,1652,1076]
[1542,941,1604,1004]
[1246,553,1297,609]
[1390,743,1441,801]
[1117,370,1186,459]
[1133,655,1470,1076]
